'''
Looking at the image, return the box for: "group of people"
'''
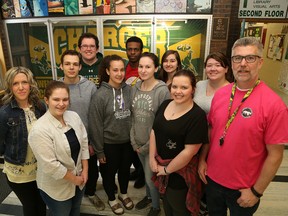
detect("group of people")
[0,35,287,216]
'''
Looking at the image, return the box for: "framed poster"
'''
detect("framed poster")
[155,0,186,13]
[212,17,229,41]
[267,34,285,61]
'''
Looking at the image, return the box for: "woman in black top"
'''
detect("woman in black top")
[150,69,208,216]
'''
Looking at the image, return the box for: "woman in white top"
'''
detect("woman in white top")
[194,52,232,114]
[29,81,89,216]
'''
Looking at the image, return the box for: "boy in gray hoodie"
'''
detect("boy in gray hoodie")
[59,50,105,211]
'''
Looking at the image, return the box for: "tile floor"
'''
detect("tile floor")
[0,149,287,216]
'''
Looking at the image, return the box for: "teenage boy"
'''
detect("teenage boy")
[59,49,105,211]
[78,32,103,88]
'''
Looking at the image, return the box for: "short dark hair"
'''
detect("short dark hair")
[78,33,99,49]
[126,36,143,50]
[45,80,70,99]
[60,50,82,64]
[99,55,125,84]
[204,52,233,82]
[140,52,159,68]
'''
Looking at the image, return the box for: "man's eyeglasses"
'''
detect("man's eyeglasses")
[81,45,96,50]
[231,55,261,63]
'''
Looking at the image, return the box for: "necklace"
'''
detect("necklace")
[23,107,35,125]
[167,101,193,120]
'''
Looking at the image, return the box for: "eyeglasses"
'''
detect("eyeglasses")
[231,55,261,63]
[80,45,96,50]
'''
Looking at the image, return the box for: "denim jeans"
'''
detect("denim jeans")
[138,152,160,209]
[206,177,260,216]
[40,187,84,216]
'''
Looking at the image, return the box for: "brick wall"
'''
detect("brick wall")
[210,0,241,57]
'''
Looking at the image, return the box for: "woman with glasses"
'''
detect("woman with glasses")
[0,67,46,216]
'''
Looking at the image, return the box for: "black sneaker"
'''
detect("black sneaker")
[134,177,145,189]
[147,207,161,216]
[135,196,152,210]
[129,170,138,181]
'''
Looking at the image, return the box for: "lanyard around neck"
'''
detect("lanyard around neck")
[219,80,260,146]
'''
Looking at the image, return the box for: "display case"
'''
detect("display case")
[3,14,212,97]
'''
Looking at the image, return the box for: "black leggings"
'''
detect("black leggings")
[6,177,46,216]
[85,154,99,196]
[100,142,133,201]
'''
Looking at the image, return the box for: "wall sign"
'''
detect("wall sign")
[212,17,229,40]
[238,0,288,19]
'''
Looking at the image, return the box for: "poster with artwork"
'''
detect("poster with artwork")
[155,0,186,13]
[78,0,93,14]
[19,0,33,17]
[137,0,154,13]
[95,0,110,14]
[267,34,285,61]
[1,0,16,18]
[33,0,49,16]
[48,0,64,16]
[64,0,79,15]
[187,0,212,13]
[115,0,135,14]
[13,0,21,17]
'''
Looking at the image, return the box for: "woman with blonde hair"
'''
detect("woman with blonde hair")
[0,66,46,216]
